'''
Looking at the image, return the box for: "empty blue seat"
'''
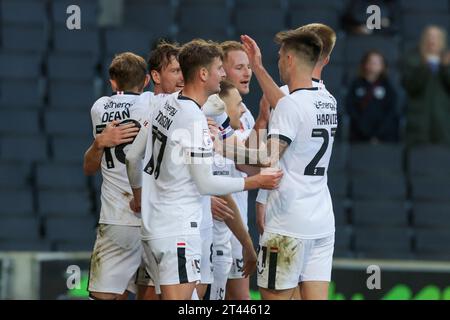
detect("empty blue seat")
[352,174,406,200]
[334,226,353,258]
[53,28,100,55]
[415,229,450,261]
[0,79,43,108]
[1,135,47,162]
[45,216,96,242]
[235,9,285,34]
[1,0,47,26]
[352,200,408,227]
[0,240,51,251]
[350,143,404,174]
[289,0,345,12]
[45,110,92,136]
[124,0,174,31]
[179,0,231,34]
[48,53,96,81]
[354,226,413,258]
[333,198,347,226]
[0,110,40,134]
[413,202,450,228]
[408,145,450,177]
[36,162,87,190]
[49,80,96,109]
[104,28,154,57]
[38,190,92,217]
[400,0,449,13]
[0,190,34,217]
[322,65,344,96]
[411,176,450,202]
[0,217,41,241]
[1,26,47,52]
[289,10,340,31]
[328,172,348,198]
[0,162,30,188]
[0,52,41,79]
[52,136,92,162]
[328,143,348,173]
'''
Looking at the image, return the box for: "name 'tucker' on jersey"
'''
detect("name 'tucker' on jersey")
[90,92,153,226]
[141,92,214,240]
[266,87,338,239]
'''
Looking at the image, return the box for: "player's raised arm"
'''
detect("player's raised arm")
[83,120,139,176]
[240,35,285,108]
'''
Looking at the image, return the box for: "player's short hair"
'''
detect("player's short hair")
[297,23,336,60]
[218,80,237,99]
[275,29,323,68]
[109,52,148,91]
[220,41,245,62]
[178,39,223,83]
[148,41,180,84]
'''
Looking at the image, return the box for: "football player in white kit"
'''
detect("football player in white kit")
[83,52,151,300]
[134,41,184,300]
[240,29,337,300]
[125,39,283,300]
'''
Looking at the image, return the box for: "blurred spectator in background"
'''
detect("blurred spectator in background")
[342,0,399,35]
[346,50,399,143]
[402,25,450,147]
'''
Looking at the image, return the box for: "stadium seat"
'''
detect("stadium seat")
[52,28,100,55]
[178,0,231,36]
[45,216,97,242]
[415,229,450,261]
[235,9,285,35]
[0,217,41,241]
[0,79,44,108]
[0,190,34,217]
[400,0,449,12]
[0,0,47,25]
[352,200,408,227]
[401,13,450,40]
[45,110,92,136]
[289,10,340,31]
[36,162,87,190]
[328,172,348,198]
[352,174,406,200]
[124,0,174,32]
[0,52,42,79]
[344,35,400,66]
[411,176,450,202]
[0,240,52,252]
[0,110,40,135]
[48,53,96,81]
[354,226,413,258]
[49,80,96,109]
[333,198,348,226]
[413,202,450,228]
[51,136,92,162]
[321,64,344,96]
[349,143,404,175]
[0,162,30,189]
[408,145,450,177]
[288,0,346,12]
[334,226,353,257]
[38,190,92,217]
[1,135,48,162]
[328,143,348,173]
[55,239,94,251]
[1,26,47,52]
[104,28,154,57]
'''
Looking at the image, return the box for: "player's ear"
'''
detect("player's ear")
[110,79,118,91]
[199,67,209,82]
[151,70,161,85]
[144,74,151,88]
[322,55,330,67]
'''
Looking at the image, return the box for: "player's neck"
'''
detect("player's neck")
[153,85,164,95]
[180,83,208,107]
[312,67,322,81]
[288,74,314,92]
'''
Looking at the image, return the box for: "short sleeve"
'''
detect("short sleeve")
[268,96,302,145]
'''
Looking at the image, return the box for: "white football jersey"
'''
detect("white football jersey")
[266,86,338,239]
[280,78,325,95]
[90,91,158,226]
[141,92,214,240]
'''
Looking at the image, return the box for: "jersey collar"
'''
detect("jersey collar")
[112,91,140,96]
[290,87,319,94]
[178,92,202,109]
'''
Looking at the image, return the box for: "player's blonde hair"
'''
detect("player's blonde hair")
[275,29,323,68]
[220,41,245,62]
[297,23,336,61]
[109,52,147,91]
[178,39,223,82]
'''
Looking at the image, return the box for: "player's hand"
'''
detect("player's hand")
[99,120,140,148]
[240,34,263,70]
[207,117,220,142]
[211,196,234,221]
[241,243,257,278]
[257,169,283,190]
[129,197,141,213]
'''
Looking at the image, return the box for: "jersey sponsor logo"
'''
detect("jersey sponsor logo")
[314,100,336,111]
[163,101,178,116]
